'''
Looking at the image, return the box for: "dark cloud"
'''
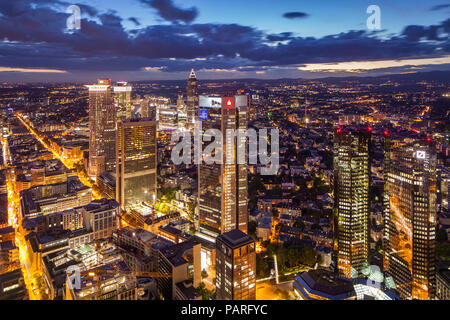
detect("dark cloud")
[266,32,294,42]
[402,24,448,41]
[140,0,198,23]
[0,0,448,76]
[282,12,309,19]
[128,17,140,26]
[76,4,98,17]
[430,4,450,10]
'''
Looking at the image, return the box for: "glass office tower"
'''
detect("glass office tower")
[116,119,157,209]
[86,79,116,178]
[186,69,199,130]
[334,126,371,279]
[197,95,248,242]
[113,81,132,122]
[383,134,437,300]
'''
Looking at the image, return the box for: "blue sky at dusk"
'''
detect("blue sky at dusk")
[0,0,449,81]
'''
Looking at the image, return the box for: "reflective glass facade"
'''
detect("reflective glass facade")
[334,126,371,279]
[383,137,436,300]
[116,119,157,209]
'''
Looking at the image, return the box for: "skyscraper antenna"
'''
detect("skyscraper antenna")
[189,68,196,79]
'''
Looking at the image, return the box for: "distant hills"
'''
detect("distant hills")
[132,70,450,85]
[314,70,450,84]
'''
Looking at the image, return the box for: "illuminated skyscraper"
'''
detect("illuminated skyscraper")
[186,69,199,129]
[333,126,371,279]
[177,95,188,129]
[157,103,178,131]
[197,95,248,243]
[139,96,156,120]
[383,134,437,300]
[113,81,132,122]
[215,229,256,300]
[86,79,116,178]
[116,119,157,209]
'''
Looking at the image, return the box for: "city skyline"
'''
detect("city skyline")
[0,0,449,305]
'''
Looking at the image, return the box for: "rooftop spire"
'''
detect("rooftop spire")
[189,68,196,79]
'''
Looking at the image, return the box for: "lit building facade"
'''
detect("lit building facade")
[383,135,437,300]
[177,95,188,129]
[157,103,178,131]
[333,126,371,279]
[215,229,256,300]
[65,259,137,300]
[186,69,199,130]
[81,198,120,240]
[113,81,132,122]
[116,119,157,209]
[158,240,201,300]
[197,95,248,242]
[138,96,156,120]
[87,79,116,177]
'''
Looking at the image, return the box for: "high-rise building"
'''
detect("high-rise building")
[86,79,116,178]
[383,134,437,300]
[333,126,371,279]
[186,69,199,129]
[440,167,450,212]
[116,119,157,209]
[113,81,132,122]
[177,95,188,129]
[197,95,248,243]
[139,96,156,120]
[157,103,178,131]
[215,229,256,300]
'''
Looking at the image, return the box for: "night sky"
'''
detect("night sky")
[0,0,449,82]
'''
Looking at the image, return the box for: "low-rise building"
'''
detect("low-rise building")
[158,239,201,300]
[0,268,28,300]
[436,263,450,300]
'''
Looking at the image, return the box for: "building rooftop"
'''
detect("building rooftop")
[99,171,116,187]
[160,239,197,267]
[176,279,201,300]
[0,268,27,300]
[77,259,132,291]
[295,269,355,300]
[20,178,91,217]
[0,226,14,235]
[218,229,254,249]
[84,198,119,213]
[117,226,173,251]
[160,224,182,236]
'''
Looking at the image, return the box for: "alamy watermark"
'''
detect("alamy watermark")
[366,5,381,30]
[351,264,396,290]
[66,5,81,30]
[171,122,280,175]
[66,265,81,290]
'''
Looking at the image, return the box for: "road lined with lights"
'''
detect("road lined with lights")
[2,132,41,299]
[15,113,104,198]
[15,113,134,231]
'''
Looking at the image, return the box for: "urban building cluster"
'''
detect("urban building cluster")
[0,70,448,301]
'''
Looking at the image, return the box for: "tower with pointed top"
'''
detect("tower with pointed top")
[186,69,199,130]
